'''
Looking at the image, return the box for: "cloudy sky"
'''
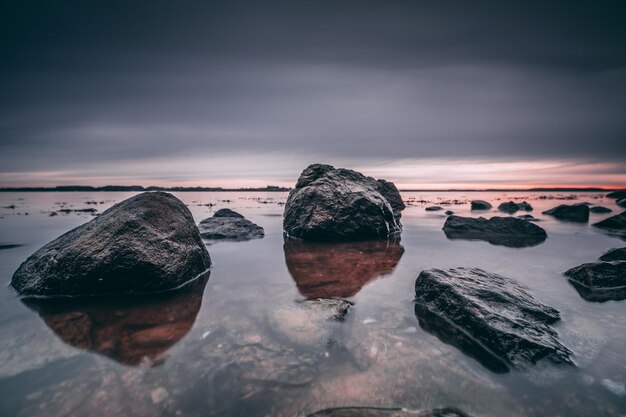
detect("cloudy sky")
[1,0,625,188]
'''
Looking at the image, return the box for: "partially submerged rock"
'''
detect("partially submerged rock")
[198,208,264,241]
[307,407,469,417]
[564,262,626,302]
[618,198,626,208]
[283,164,404,241]
[600,247,626,262]
[543,204,590,222]
[442,215,547,248]
[414,267,573,372]
[425,206,443,211]
[11,192,212,296]
[607,190,626,199]
[471,200,492,210]
[284,239,404,298]
[590,206,612,214]
[593,210,626,231]
[498,201,533,214]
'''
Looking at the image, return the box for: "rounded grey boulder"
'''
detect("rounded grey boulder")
[471,200,492,210]
[283,164,404,241]
[11,192,212,296]
[198,209,264,241]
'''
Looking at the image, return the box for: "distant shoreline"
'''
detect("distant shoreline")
[0,186,621,193]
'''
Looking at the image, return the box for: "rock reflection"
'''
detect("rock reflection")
[284,239,404,299]
[22,273,209,366]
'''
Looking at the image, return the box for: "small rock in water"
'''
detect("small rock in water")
[198,209,264,241]
[564,261,626,302]
[590,206,612,214]
[542,204,590,222]
[618,198,626,208]
[445,210,454,215]
[498,201,533,214]
[442,215,547,248]
[425,206,443,211]
[593,210,626,231]
[471,200,492,210]
[607,190,626,200]
[599,247,626,262]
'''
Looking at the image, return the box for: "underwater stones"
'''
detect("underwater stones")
[542,204,590,222]
[442,215,547,248]
[414,267,573,372]
[283,164,404,241]
[471,200,492,210]
[564,262,626,302]
[198,209,264,241]
[11,192,211,296]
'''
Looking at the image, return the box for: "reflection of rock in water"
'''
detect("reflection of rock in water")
[23,273,209,366]
[284,240,404,299]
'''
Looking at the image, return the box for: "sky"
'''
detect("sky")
[1,0,625,189]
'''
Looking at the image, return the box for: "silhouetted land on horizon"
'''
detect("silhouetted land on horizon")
[0,185,622,193]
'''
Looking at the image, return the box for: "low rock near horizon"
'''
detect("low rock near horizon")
[414,267,573,372]
[443,215,547,248]
[11,192,212,296]
[498,201,533,214]
[198,208,264,241]
[283,164,405,241]
[543,204,590,223]
[471,200,492,210]
[590,206,612,214]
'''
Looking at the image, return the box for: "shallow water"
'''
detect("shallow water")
[0,191,625,417]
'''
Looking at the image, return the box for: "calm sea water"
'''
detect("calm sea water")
[0,191,625,417]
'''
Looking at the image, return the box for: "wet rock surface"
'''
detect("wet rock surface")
[11,192,211,296]
[471,200,492,210]
[283,164,404,241]
[442,215,547,248]
[498,201,533,214]
[307,407,469,417]
[564,262,626,302]
[414,267,573,371]
[599,247,626,262]
[593,210,626,231]
[284,239,404,299]
[590,206,612,214]
[542,204,590,222]
[198,209,264,241]
[22,274,209,365]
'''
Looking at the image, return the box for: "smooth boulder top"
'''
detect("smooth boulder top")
[471,200,492,210]
[593,210,626,230]
[600,247,626,262]
[442,215,547,248]
[542,204,590,223]
[198,209,264,241]
[414,267,573,372]
[11,192,212,296]
[565,262,626,302]
[283,164,404,241]
[498,201,533,214]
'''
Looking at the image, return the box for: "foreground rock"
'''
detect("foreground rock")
[284,239,404,298]
[498,201,533,214]
[414,267,573,372]
[23,273,208,365]
[600,247,626,261]
[11,192,212,296]
[471,200,492,210]
[590,206,612,214]
[307,407,469,417]
[198,208,264,241]
[543,204,590,222]
[283,164,404,241]
[593,210,626,231]
[443,215,547,248]
[564,262,626,302]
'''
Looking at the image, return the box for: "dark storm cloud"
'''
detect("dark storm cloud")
[0,0,625,184]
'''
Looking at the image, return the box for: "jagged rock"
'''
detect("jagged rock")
[442,215,547,248]
[414,267,573,372]
[590,206,612,214]
[283,164,404,241]
[542,204,590,222]
[607,190,626,199]
[11,192,211,296]
[425,206,443,211]
[307,407,469,417]
[498,201,533,214]
[600,247,626,262]
[564,262,626,302]
[594,210,626,231]
[198,209,264,241]
[471,200,492,210]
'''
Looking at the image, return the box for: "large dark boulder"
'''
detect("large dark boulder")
[198,208,264,241]
[471,200,492,210]
[498,201,533,214]
[307,407,469,417]
[593,210,626,231]
[564,262,626,302]
[607,190,626,199]
[283,164,404,241]
[600,247,626,261]
[542,204,590,222]
[11,192,212,296]
[442,215,547,248]
[414,267,573,372]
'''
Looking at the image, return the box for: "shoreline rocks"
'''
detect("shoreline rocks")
[543,204,590,222]
[471,200,492,210]
[442,215,547,248]
[607,190,626,200]
[593,210,626,231]
[498,201,533,214]
[11,192,212,296]
[564,262,626,302]
[283,164,404,241]
[198,208,264,241]
[414,267,573,372]
[600,247,626,262]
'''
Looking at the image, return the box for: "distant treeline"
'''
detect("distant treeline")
[0,185,292,192]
